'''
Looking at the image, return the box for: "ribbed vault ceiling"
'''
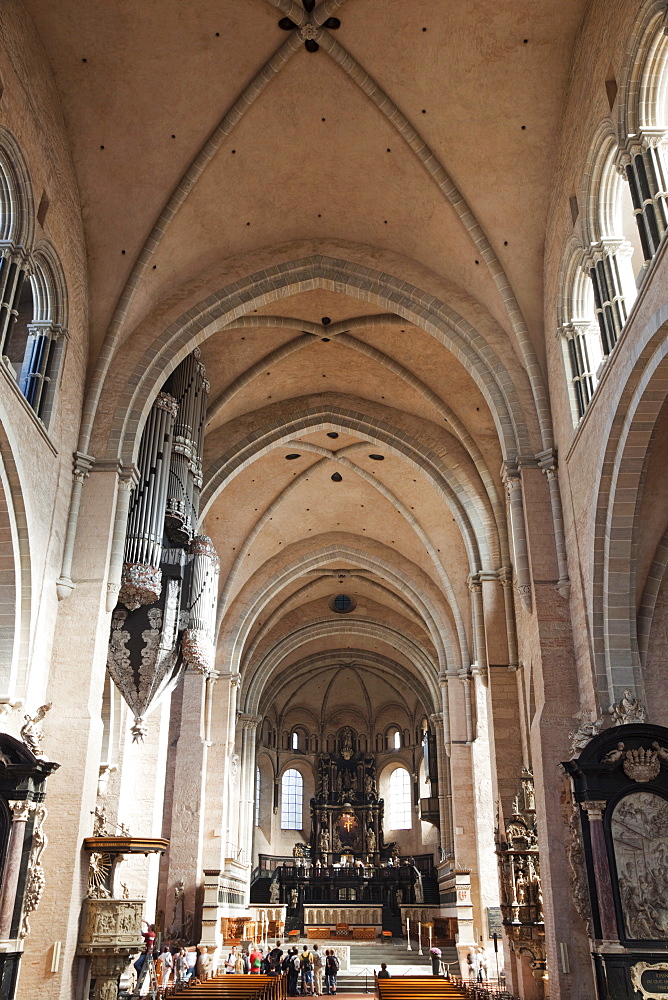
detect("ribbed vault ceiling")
[23,0,588,709]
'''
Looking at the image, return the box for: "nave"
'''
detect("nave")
[1,2,668,1000]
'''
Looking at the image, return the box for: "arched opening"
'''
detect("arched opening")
[280,768,303,831]
[388,766,412,831]
[385,726,402,751]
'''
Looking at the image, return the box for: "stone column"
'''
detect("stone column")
[502,462,532,612]
[536,450,570,599]
[105,469,138,613]
[157,671,208,938]
[581,801,617,942]
[201,673,240,873]
[56,452,95,599]
[520,463,596,1000]
[429,712,451,857]
[237,714,261,868]
[468,575,488,673]
[470,668,501,967]
[21,463,121,1000]
[0,801,31,938]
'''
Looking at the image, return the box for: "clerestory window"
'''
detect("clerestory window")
[281,768,303,830]
[389,767,412,830]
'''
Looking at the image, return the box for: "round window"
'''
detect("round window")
[330,594,356,614]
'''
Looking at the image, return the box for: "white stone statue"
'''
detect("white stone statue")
[611,689,646,726]
[20,703,52,756]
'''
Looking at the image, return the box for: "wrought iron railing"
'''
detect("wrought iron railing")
[452,976,518,1000]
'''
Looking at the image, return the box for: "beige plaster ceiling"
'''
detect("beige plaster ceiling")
[22,0,589,714]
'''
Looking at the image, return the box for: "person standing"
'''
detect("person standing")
[249,944,262,974]
[186,948,198,980]
[159,945,173,988]
[377,963,391,979]
[269,941,284,975]
[300,946,314,995]
[325,950,339,995]
[287,948,300,996]
[312,944,323,995]
[175,948,188,983]
[225,946,238,974]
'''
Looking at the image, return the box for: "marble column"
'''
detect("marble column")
[0,801,31,939]
[581,800,618,942]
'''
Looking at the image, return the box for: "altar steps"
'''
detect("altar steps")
[329,942,458,993]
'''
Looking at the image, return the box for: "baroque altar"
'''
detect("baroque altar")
[311,727,387,861]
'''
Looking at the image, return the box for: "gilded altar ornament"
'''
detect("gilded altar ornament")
[495,769,546,980]
[20,703,52,756]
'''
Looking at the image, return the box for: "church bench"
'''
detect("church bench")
[182,974,284,1000]
[375,977,466,999]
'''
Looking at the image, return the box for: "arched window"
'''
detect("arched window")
[291,731,299,751]
[385,726,401,751]
[560,248,604,420]
[389,767,412,830]
[0,132,66,425]
[281,768,303,830]
[618,13,668,265]
[255,765,261,827]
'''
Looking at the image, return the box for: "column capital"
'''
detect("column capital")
[429,713,444,732]
[72,451,95,484]
[238,712,262,731]
[9,800,32,821]
[467,573,482,593]
[581,800,606,821]
[219,671,241,688]
[501,459,521,489]
[497,565,513,587]
[535,448,558,476]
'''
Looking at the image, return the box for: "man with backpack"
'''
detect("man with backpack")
[325,950,339,995]
[300,945,314,995]
[287,948,301,996]
[268,941,283,976]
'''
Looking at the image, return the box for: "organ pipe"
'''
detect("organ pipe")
[118,391,178,610]
[181,534,220,673]
[165,348,209,546]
